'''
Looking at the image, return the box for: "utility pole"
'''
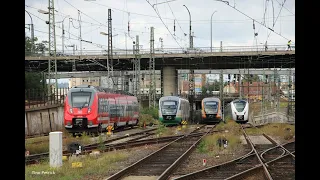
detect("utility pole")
[261,72,264,123]
[287,68,292,117]
[275,69,280,113]
[149,27,156,108]
[134,35,141,105]
[107,9,113,88]
[48,0,58,95]
[188,67,195,123]
[219,70,224,122]
[78,10,82,55]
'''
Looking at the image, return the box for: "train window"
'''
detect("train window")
[71,92,91,108]
[234,101,246,112]
[204,101,218,113]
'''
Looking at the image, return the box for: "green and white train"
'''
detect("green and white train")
[158,96,190,125]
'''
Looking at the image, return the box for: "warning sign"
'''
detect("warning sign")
[181,120,188,125]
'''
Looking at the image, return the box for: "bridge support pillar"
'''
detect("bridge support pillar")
[162,66,177,96]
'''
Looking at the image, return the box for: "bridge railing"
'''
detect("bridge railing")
[25,44,294,57]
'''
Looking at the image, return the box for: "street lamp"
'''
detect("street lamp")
[56,15,70,54]
[100,32,108,36]
[210,10,217,52]
[183,5,192,49]
[25,10,34,55]
[38,9,49,14]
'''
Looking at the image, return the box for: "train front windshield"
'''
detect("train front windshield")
[233,101,246,112]
[71,92,92,108]
[161,101,178,115]
[204,101,218,114]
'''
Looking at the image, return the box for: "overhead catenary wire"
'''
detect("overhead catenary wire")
[145,0,184,49]
[25,4,293,23]
[265,0,286,42]
[164,0,186,36]
[274,0,294,15]
[26,12,109,51]
[215,0,292,42]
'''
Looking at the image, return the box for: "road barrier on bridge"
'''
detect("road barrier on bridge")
[25,44,294,57]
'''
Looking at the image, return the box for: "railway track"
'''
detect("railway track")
[225,146,295,180]
[25,125,208,165]
[25,125,142,141]
[266,153,295,180]
[171,125,275,180]
[106,125,214,180]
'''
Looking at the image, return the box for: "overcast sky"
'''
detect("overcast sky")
[25,0,295,54]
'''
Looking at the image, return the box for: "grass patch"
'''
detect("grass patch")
[138,114,158,127]
[25,150,129,180]
[26,132,96,155]
[141,107,159,120]
[246,123,295,140]
[155,122,176,137]
[215,119,241,135]
[196,132,243,156]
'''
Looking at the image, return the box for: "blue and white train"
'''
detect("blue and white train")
[158,96,190,125]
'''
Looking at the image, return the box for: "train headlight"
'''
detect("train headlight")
[88,121,92,125]
[69,108,73,113]
[67,121,71,126]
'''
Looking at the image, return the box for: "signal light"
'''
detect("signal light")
[228,74,231,79]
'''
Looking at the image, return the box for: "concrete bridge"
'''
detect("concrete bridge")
[25,45,295,72]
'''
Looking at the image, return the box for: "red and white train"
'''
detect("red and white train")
[64,85,139,135]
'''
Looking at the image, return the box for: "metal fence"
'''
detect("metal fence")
[25,88,69,109]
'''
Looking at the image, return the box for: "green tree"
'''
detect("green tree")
[25,72,46,90]
[241,74,261,83]
[201,80,226,93]
[25,72,47,101]
[25,35,48,56]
